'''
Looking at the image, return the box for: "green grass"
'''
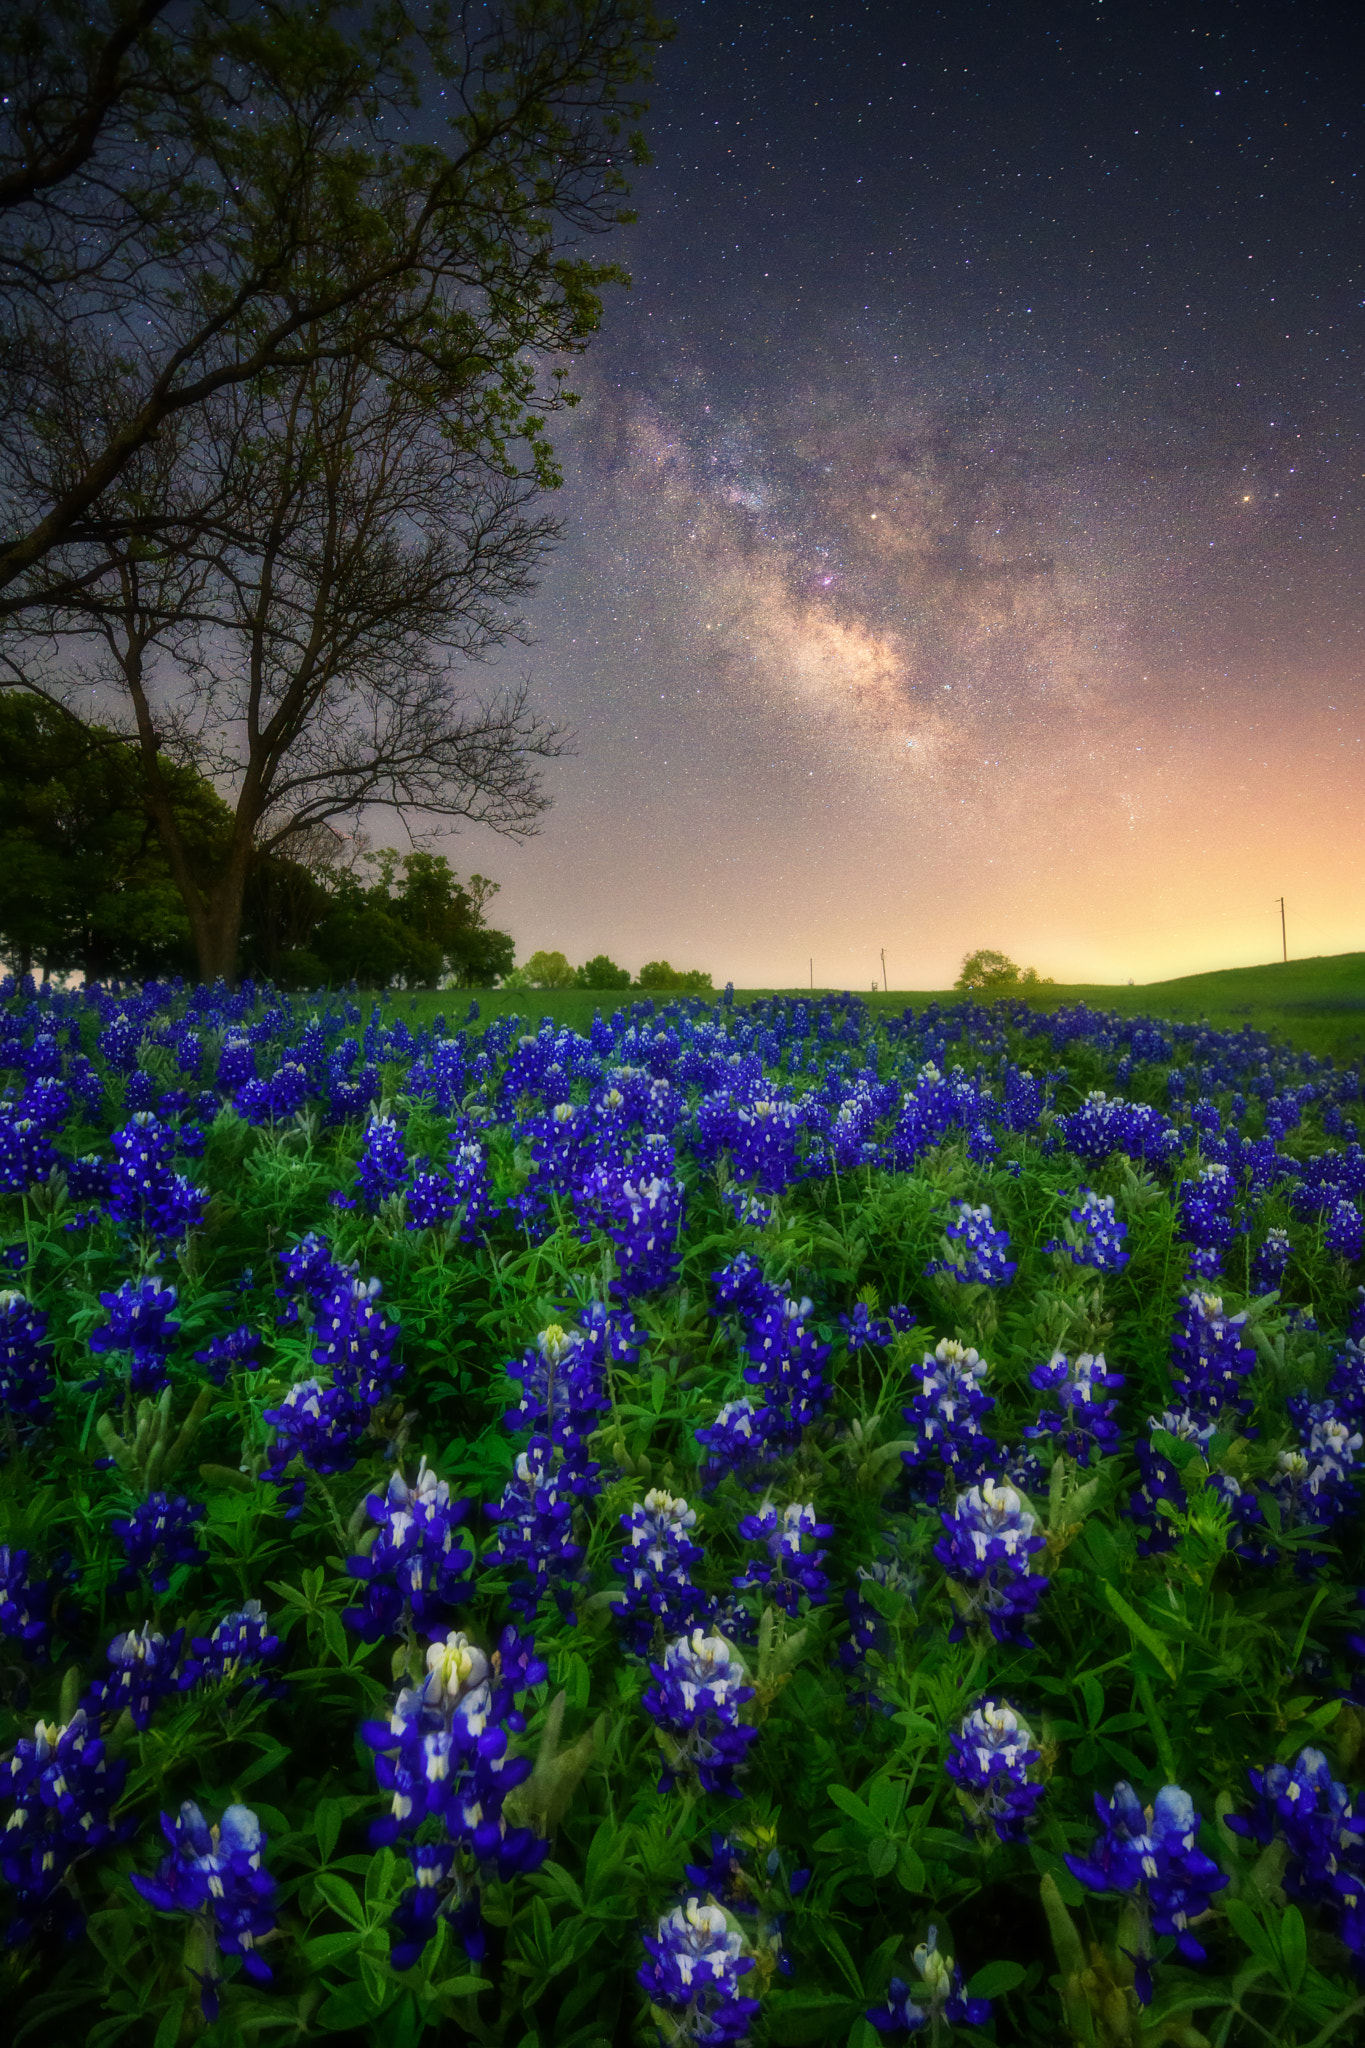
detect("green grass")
[369,951,1365,1064]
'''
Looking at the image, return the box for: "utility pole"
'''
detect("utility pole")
[1277,897,1287,963]
[810,958,813,990]
[880,948,887,993]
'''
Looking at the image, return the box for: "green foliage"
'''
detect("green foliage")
[575,953,633,990]
[637,959,714,992]
[518,949,578,989]
[954,948,1054,995]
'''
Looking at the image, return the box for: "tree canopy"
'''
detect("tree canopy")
[954,949,1053,996]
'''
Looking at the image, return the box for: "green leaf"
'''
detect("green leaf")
[304,1930,365,1967]
[321,1608,350,1665]
[152,1991,187,2048]
[315,1797,346,1865]
[1278,1904,1307,1992]
[965,1959,1027,1999]
[430,1975,494,2001]
[827,1784,874,1830]
[1224,1897,1277,1965]
[1102,1580,1179,1682]
[813,1920,864,1997]
[314,1871,368,1929]
[866,1836,897,1879]
[896,1844,926,1893]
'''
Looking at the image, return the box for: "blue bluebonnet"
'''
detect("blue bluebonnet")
[1225,1747,1365,1965]
[682,1833,810,1981]
[504,1320,609,1451]
[695,1398,777,1491]
[642,1630,759,1796]
[310,1275,403,1411]
[361,1629,547,1969]
[1327,1199,1364,1264]
[1054,1089,1181,1169]
[406,1158,458,1230]
[215,1036,257,1093]
[840,1300,916,1351]
[132,1802,277,2018]
[1270,1404,1363,1544]
[1026,1350,1124,1465]
[1066,1783,1227,2002]
[262,1377,364,1479]
[637,1897,759,2044]
[866,1926,992,2039]
[1251,1226,1292,1293]
[89,1276,181,1396]
[587,1162,687,1297]
[485,1439,590,1616]
[90,1621,184,1729]
[345,1458,475,1642]
[0,1709,130,1942]
[106,1112,206,1240]
[934,1479,1049,1646]
[446,1136,499,1236]
[838,1556,918,1673]
[0,1288,54,1420]
[1046,1188,1130,1272]
[0,1110,55,1195]
[926,1202,1017,1287]
[901,1339,996,1502]
[712,1251,780,1323]
[193,1324,263,1383]
[945,1699,1044,1842]
[740,1291,832,1439]
[0,1545,63,1656]
[614,1489,713,1652]
[1170,1292,1257,1422]
[1177,1163,1238,1257]
[355,1113,408,1208]
[111,1492,207,1593]
[722,1183,774,1228]
[179,1600,282,1694]
[733,1501,832,1616]
[1126,1408,1217,1557]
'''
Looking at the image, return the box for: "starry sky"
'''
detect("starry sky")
[454,0,1363,990]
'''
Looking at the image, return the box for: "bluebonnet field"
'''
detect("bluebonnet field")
[2,973,1365,2048]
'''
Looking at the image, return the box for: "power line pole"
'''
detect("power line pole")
[880,947,887,993]
[809,957,813,990]
[1276,897,1287,963]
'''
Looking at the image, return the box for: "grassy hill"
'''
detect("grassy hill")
[376,952,1365,1063]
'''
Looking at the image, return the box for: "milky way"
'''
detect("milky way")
[453,0,1363,988]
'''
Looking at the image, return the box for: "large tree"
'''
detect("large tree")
[45,345,565,981]
[0,0,667,608]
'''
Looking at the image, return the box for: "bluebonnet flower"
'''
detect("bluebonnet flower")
[179,1600,282,1694]
[722,1184,773,1228]
[0,1111,55,1195]
[733,1502,832,1615]
[1225,1747,1365,1965]
[682,1832,810,1976]
[345,1458,475,1642]
[355,1114,408,1208]
[262,1378,364,1479]
[106,1113,206,1240]
[741,1292,832,1439]
[215,1036,257,1093]
[90,1621,184,1729]
[840,1300,916,1351]
[720,1092,807,1194]
[642,1631,758,1796]
[132,1802,277,2019]
[0,1709,130,1942]
[310,1275,403,1410]
[504,1320,609,1450]
[1026,1350,1124,1465]
[1054,1090,1180,1169]
[361,1629,547,1968]
[1270,1405,1363,1547]
[1251,1226,1292,1292]
[588,1163,687,1297]
[485,1439,590,1616]
[1177,1163,1238,1257]
[1327,1199,1364,1264]
[901,1340,996,1503]
[712,1251,780,1323]
[406,1159,457,1230]
[927,1202,1017,1287]
[614,1489,713,1653]
[1065,1782,1227,2003]
[277,1230,353,1318]
[0,1545,63,1656]
[637,1897,759,2044]
[0,1289,54,1421]
[193,1324,263,1383]
[1126,1409,1217,1557]
[838,1557,918,1672]
[1046,1188,1130,1272]
[111,1492,208,1593]
[89,1276,181,1396]
[934,1479,1049,1646]
[866,1927,992,2039]
[945,1700,1044,1842]
[695,1398,777,1491]
[1170,1292,1257,1422]
[446,1136,499,1236]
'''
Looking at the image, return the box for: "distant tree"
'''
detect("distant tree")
[636,960,712,992]
[576,953,632,990]
[521,949,576,990]
[954,948,1052,996]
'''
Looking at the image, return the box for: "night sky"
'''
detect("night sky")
[456,0,1363,989]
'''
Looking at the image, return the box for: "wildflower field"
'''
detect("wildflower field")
[3,973,1365,2048]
